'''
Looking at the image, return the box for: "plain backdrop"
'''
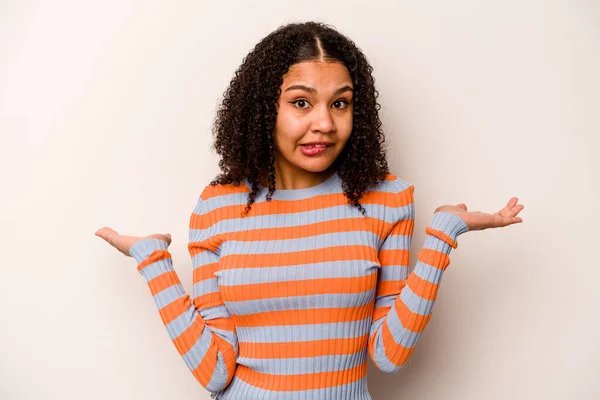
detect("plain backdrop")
[1,0,599,399]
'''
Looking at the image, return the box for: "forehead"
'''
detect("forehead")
[282,61,353,88]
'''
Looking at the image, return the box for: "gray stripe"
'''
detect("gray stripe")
[217,374,371,400]
[237,350,366,375]
[217,259,379,285]
[226,291,375,316]
[236,318,372,343]
[223,230,387,254]
[201,203,410,236]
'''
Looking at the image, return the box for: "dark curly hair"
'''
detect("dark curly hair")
[209,21,390,217]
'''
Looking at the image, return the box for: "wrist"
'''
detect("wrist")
[427,212,470,248]
[129,238,169,264]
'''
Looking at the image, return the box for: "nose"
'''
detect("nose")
[312,104,335,133]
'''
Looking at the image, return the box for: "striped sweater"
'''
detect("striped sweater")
[129,170,470,399]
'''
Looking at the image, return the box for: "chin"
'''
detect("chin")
[296,160,336,173]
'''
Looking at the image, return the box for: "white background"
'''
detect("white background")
[1,0,598,399]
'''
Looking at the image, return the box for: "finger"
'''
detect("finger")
[498,215,523,227]
[497,198,516,215]
[504,204,524,218]
[498,198,524,217]
[147,233,172,245]
[95,227,118,243]
[512,204,525,212]
[160,233,172,245]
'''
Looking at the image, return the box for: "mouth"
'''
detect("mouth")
[300,143,333,156]
[300,143,334,148]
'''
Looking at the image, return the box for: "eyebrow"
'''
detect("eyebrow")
[284,84,354,96]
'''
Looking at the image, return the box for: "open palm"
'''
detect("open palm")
[435,197,524,231]
[95,227,172,257]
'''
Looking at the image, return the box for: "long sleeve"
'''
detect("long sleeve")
[368,184,470,373]
[129,193,238,394]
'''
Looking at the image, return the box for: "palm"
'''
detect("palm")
[95,227,172,257]
[435,197,524,231]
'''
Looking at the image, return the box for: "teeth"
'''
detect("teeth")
[304,144,326,148]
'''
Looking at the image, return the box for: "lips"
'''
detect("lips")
[300,142,334,148]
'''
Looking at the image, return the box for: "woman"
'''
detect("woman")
[96,21,524,399]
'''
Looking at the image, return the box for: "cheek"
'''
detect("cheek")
[275,112,308,143]
[336,113,353,138]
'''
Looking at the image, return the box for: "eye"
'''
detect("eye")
[291,99,311,109]
[332,99,350,109]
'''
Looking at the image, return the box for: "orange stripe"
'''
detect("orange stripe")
[203,317,237,333]
[193,291,226,309]
[425,226,458,249]
[239,334,368,359]
[147,270,181,296]
[234,300,374,327]
[405,273,440,301]
[394,296,432,333]
[191,215,387,245]
[372,305,391,322]
[157,295,189,325]
[389,217,414,235]
[137,250,171,273]
[199,173,398,201]
[221,273,377,301]
[213,334,237,383]
[220,245,377,270]
[172,315,206,355]
[228,217,385,242]
[380,318,415,367]
[191,182,413,230]
[152,290,234,333]
[417,248,451,271]
[378,248,410,266]
[236,360,368,391]
[192,335,218,387]
[376,280,407,298]
[201,183,249,199]
[192,261,219,282]
[188,234,227,256]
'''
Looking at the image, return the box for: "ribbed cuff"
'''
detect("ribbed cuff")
[129,238,169,264]
[427,212,470,248]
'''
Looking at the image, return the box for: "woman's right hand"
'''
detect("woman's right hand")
[95,227,172,257]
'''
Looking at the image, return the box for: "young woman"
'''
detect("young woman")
[96,21,524,400]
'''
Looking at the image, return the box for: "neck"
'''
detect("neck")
[259,164,337,190]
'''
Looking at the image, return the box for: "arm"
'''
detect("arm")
[368,184,470,373]
[129,193,238,393]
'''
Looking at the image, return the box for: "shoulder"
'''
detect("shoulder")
[199,180,250,201]
[374,173,414,205]
[375,173,415,223]
[380,173,413,192]
[192,180,250,217]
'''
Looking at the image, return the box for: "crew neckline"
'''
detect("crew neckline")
[243,170,340,200]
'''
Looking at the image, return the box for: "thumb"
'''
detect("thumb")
[147,233,172,245]
[95,227,119,244]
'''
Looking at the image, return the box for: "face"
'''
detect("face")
[272,60,354,178]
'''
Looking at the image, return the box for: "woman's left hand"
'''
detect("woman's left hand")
[435,197,524,231]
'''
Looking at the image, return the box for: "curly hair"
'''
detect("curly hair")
[208,21,390,217]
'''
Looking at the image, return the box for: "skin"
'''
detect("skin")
[95,62,524,255]
[261,60,354,190]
